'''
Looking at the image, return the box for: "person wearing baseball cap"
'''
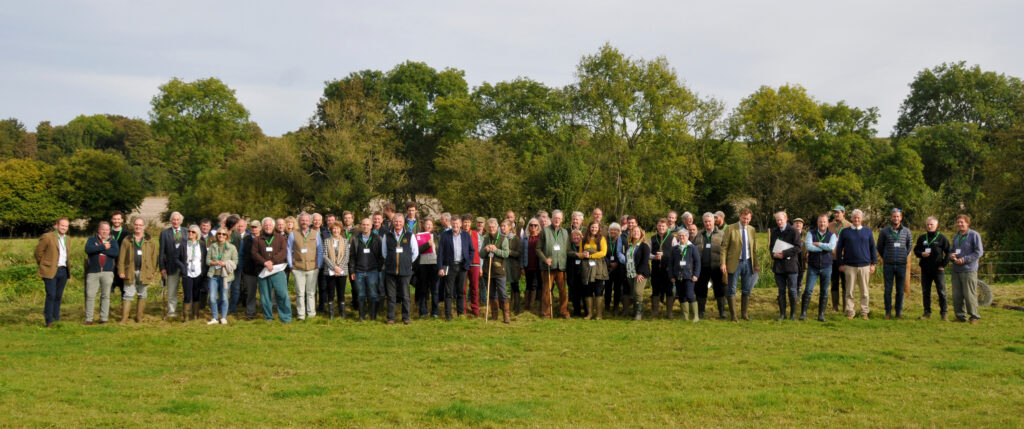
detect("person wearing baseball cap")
[829,205,851,313]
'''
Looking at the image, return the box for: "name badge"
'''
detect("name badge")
[893,243,900,248]
[955,249,961,255]
[136,250,143,256]
[588,261,596,267]
[553,245,561,251]
[705,243,711,249]
[488,253,494,258]
[363,248,371,254]
[396,248,403,254]
[265,246,273,252]
[575,260,581,265]
[923,248,931,253]
[680,261,687,266]
[301,248,308,254]
[175,243,181,249]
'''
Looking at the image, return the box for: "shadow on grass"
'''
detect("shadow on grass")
[158,399,212,415]
[272,385,328,399]
[427,399,538,424]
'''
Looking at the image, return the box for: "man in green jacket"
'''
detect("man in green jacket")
[537,210,570,318]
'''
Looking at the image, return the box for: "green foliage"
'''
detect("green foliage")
[0,158,70,235]
[54,149,145,227]
[902,122,985,214]
[149,77,256,192]
[432,139,523,217]
[895,61,1024,138]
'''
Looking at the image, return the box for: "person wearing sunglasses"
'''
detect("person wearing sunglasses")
[876,208,913,319]
[182,224,207,322]
[206,228,237,325]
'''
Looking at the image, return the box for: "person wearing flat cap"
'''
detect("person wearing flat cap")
[829,205,851,313]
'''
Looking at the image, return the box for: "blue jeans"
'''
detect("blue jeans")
[258,271,292,322]
[208,276,229,320]
[228,276,242,314]
[803,265,832,300]
[883,264,906,316]
[43,267,69,325]
[727,259,755,297]
[354,272,380,305]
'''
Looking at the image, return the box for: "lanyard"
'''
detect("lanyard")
[489,234,500,248]
[395,230,406,244]
[113,229,123,243]
[655,233,669,250]
[955,233,968,248]
[890,226,901,242]
[680,244,689,260]
[216,244,225,260]
[302,229,311,240]
[362,235,373,247]
[924,232,940,246]
[816,229,827,242]
[135,236,145,248]
[58,234,66,249]
[345,230,353,241]
[264,235,274,247]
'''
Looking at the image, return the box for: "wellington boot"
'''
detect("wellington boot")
[502,301,511,324]
[327,302,335,320]
[512,292,521,315]
[120,300,131,323]
[595,297,604,320]
[741,295,750,321]
[183,302,191,323]
[789,293,799,320]
[679,299,688,321]
[621,295,633,318]
[490,301,500,321]
[665,298,674,320]
[136,298,146,323]
[716,297,727,319]
[800,295,810,321]
[727,296,737,322]
[584,297,594,320]
[633,301,643,321]
[370,302,378,321]
[339,303,346,320]
[524,290,534,313]
[690,302,699,323]
[651,297,661,319]
[697,297,707,320]
[191,302,200,323]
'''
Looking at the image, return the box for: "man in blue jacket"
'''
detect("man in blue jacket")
[437,216,475,321]
[950,214,984,324]
[836,209,876,320]
[876,208,913,319]
[84,222,120,324]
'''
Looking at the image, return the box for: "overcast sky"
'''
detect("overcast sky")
[2,1,1022,137]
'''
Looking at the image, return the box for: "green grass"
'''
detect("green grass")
[3,238,1024,427]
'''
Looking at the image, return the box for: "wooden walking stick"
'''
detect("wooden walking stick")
[161,274,167,321]
[484,254,493,324]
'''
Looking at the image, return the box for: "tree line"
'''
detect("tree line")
[1,44,1022,258]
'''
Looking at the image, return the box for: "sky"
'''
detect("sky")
[2,0,1022,137]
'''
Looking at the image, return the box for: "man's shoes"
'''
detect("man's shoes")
[386,320,395,325]
[919,313,930,320]
[83,321,93,326]
[969,319,979,325]
[861,314,869,320]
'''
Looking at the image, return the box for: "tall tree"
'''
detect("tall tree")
[149,77,257,192]
[54,149,145,226]
[0,158,68,236]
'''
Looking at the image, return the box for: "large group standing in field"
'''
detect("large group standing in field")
[33,202,985,327]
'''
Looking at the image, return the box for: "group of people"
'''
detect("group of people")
[33,202,986,327]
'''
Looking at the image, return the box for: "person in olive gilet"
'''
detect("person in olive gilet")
[536,210,570,319]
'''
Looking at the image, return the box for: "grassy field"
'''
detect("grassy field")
[3,237,1024,427]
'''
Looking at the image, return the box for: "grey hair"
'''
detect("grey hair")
[609,222,622,231]
[774,211,788,220]
[714,211,725,218]
[926,216,938,223]
[440,212,452,222]
[551,210,563,218]
[170,211,183,221]
[850,209,864,218]
[261,217,275,225]
[187,224,201,235]
[681,211,693,220]
[571,211,584,219]
[298,212,311,221]
[312,213,323,220]
[702,212,715,221]
[487,218,499,226]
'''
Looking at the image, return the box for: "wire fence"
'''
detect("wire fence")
[909,250,1024,283]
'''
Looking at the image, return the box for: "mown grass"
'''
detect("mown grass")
[3,238,1024,427]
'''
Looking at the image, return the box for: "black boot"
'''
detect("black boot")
[358,300,366,321]
[775,295,786,321]
[697,297,707,320]
[327,302,335,320]
[789,293,799,320]
[717,297,727,319]
[817,293,827,322]
[740,295,750,321]
[800,294,810,321]
[370,301,378,321]
[633,301,642,321]
[339,302,346,320]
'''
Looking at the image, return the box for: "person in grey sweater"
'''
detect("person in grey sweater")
[950,214,984,324]
[875,208,913,319]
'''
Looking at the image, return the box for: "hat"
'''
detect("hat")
[249,220,260,227]
[832,205,846,212]
[793,218,805,224]
[475,216,486,224]
[714,211,725,218]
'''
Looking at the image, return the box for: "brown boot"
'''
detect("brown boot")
[191,302,200,322]
[651,296,660,319]
[728,296,738,322]
[490,301,499,321]
[584,297,593,320]
[183,302,191,322]
[741,295,750,321]
[136,298,146,323]
[595,297,604,320]
[120,300,131,323]
[621,295,633,317]
[502,301,511,324]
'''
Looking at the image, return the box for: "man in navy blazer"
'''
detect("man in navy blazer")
[158,211,188,319]
[437,216,475,321]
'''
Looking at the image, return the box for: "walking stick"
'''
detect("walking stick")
[161,274,167,321]
[484,255,493,324]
